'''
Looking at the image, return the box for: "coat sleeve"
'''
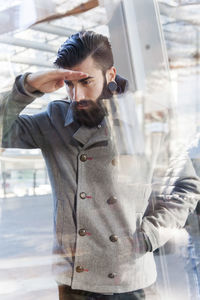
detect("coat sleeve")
[141,150,200,251]
[1,74,45,149]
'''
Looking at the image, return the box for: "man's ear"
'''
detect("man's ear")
[105,66,117,83]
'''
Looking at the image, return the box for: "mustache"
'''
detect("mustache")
[74,100,92,106]
[72,99,102,109]
[77,100,88,106]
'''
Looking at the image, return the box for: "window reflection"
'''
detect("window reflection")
[0,1,200,300]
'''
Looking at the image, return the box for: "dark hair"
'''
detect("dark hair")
[54,31,114,72]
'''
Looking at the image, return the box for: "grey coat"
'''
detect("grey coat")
[1,75,200,294]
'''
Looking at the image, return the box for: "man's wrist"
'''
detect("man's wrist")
[24,78,37,93]
[142,231,153,252]
[16,73,44,98]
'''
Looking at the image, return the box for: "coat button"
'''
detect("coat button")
[80,154,87,162]
[80,192,86,199]
[107,196,117,205]
[76,266,84,273]
[109,234,118,242]
[111,158,118,166]
[79,229,87,236]
[108,273,117,279]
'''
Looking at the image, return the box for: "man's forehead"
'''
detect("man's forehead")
[69,55,102,73]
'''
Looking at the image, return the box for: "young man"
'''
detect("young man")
[2,31,200,300]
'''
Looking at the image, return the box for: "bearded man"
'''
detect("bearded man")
[2,31,200,300]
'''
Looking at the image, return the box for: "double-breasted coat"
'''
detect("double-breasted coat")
[1,74,200,294]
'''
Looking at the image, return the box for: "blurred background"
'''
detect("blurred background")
[0,0,200,299]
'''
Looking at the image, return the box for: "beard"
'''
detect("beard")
[71,78,113,128]
[72,99,107,128]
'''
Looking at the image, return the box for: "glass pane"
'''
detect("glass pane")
[0,0,200,299]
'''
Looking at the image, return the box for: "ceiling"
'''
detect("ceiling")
[0,0,199,112]
[0,0,109,112]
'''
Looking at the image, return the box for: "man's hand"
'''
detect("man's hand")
[25,69,88,93]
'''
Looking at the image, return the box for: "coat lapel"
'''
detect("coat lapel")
[72,123,109,147]
[72,126,99,145]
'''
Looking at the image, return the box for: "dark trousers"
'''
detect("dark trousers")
[58,285,145,300]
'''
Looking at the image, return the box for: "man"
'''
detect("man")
[2,31,200,300]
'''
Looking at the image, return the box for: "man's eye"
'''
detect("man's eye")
[65,80,73,87]
[82,80,91,85]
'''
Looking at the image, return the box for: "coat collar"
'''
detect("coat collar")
[64,101,74,127]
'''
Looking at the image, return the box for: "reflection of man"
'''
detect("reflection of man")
[2,31,200,300]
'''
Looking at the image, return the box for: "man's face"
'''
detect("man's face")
[65,56,115,127]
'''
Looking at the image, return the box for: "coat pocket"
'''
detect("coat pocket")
[117,214,147,260]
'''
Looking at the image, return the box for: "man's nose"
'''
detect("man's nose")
[72,86,85,102]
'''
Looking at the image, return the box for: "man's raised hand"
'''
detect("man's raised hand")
[25,69,88,94]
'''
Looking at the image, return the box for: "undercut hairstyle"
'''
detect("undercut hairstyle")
[54,31,114,73]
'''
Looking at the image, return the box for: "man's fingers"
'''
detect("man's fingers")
[65,74,88,81]
[26,69,89,93]
[53,69,88,80]
[64,71,88,80]
[55,79,65,89]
